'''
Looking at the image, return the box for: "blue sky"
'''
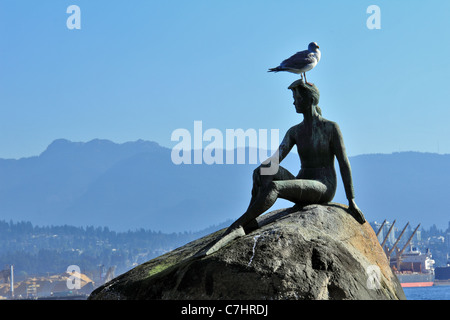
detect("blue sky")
[1,0,450,159]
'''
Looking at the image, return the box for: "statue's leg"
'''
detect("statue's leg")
[194,184,281,258]
[247,165,295,209]
[227,182,279,233]
[275,179,328,204]
[228,178,329,234]
[193,169,324,258]
[225,166,296,235]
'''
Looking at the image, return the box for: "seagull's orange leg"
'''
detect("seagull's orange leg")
[304,73,312,85]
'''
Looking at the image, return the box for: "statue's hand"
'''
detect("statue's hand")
[348,199,366,224]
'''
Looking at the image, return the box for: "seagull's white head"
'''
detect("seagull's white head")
[308,42,320,52]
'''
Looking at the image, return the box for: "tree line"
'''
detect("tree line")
[0,220,225,279]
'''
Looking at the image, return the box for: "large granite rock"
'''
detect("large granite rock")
[89,203,406,300]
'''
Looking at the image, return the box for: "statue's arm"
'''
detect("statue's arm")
[265,126,295,166]
[257,126,295,177]
[331,123,355,200]
[332,123,366,224]
[277,126,296,163]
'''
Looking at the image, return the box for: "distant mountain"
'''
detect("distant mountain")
[0,139,255,232]
[345,152,450,231]
[0,139,448,232]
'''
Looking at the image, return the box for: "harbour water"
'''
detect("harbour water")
[403,285,450,300]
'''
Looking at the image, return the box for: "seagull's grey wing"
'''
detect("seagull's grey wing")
[280,50,315,69]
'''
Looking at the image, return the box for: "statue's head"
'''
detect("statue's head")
[288,80,321,114]
[288,80,320,105]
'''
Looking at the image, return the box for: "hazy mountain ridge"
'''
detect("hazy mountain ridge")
[0,139,448,232]
[0,139,255,232]
[348,151,450,230]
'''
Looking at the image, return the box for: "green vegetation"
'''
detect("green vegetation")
[147,261,177,277]
[1,219,447,281]
[0,220,226,279]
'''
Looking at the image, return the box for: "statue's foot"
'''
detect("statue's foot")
[348,209,366,224]
[243,219,259,234]
[193,226,245,258]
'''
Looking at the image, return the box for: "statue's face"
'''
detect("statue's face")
[293,89,311,114]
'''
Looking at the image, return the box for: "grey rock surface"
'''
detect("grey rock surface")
[89,203,406,300]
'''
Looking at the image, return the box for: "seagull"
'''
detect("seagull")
[268,42,321,84]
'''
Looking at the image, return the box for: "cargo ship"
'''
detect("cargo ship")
[375,221,435,288]
[433,255,450,286]
[390,246,435,288]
